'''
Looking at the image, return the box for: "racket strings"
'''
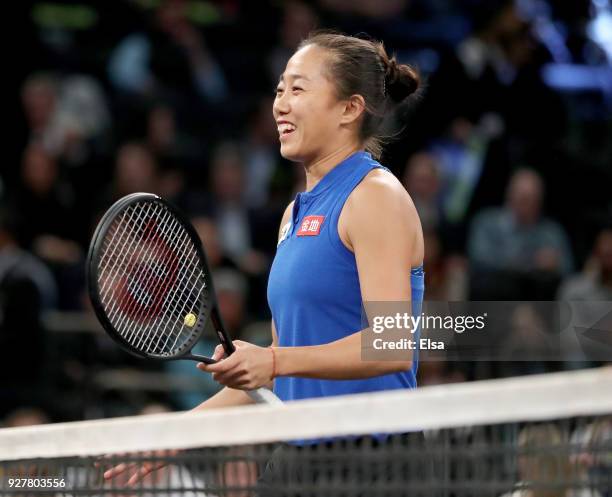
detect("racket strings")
[100,203,173,340]
[99,202,154,299]
[96,201,207,356]
[105,206,170,326]
[139,225,208,354]
[117,210,183,343]
[106,204,202,354]
[105,207,180,339]
[122,205,202,353]
[146,241,206,354]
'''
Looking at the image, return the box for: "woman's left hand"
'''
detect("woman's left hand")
[197,340,274,390]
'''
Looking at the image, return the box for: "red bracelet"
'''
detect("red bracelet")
[269,347,277,380]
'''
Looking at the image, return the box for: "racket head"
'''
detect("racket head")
[87,192,220,360]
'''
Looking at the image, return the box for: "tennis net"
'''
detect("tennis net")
[1,368,611,496]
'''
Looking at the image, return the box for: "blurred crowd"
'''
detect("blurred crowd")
[1,0,611,422]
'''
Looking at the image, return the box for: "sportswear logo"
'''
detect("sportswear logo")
[297,215,325,236]
[278,221,291,246]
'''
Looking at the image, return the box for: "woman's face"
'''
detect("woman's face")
[273,44,347,163]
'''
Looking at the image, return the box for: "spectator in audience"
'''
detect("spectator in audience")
[21,73,59,149]
[402,151,443,232]
[422,0,561,137]
[21,73,111,164]
[422,231,467,301]
[108,0,227,105]
[110,142,159,200]
[241,96,284,210]
[205,142,269,277]
[558,227,612,301]
[0,208,52,410]
[145,103,202,171]
[267,1,319,87]
[557,227,612,368]
[500,423,602,497]
[190,216,233,271]
[0,207,57,310]
[214,268,249,341]
[571,416,612,495]
[468,169,573,290]
[11,145,81,266]
[91,143,160,240]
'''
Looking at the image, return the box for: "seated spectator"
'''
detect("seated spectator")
[21,73,111,166]
[107,0,227,104]
[204,142,269,277]
[145,102,203,171]
[0,209,53,409]
[500,423,602,497]
[267,1,318,87]
[558,227,612,301]
[96,142,159,212]
[21,73,60,150]
[402,152,443,233]
[11,145,80,259]
[214,268,249,341]
[557,227,612,368]
[190,216,235,271]
[422,231,467,301]
[241,96,284,210]
[570,416,612,495]
[0,208,58,311]
[468,169,573,299]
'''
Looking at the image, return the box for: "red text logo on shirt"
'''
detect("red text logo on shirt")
[297,215,325,236]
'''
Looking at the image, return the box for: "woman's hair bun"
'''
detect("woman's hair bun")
[380,49,420,103]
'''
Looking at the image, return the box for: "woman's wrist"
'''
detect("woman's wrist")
[271,346,305,378]
[269,346,277,380]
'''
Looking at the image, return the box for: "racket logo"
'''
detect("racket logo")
[296,215,325,237]
[115,219,179,322]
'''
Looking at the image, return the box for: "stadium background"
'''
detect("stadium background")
[2,0,611,425]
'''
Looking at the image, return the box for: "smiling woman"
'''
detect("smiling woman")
[195,31,424,402]
[274,33,420,162]
[102,29,426,493]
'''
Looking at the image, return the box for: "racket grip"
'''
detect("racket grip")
[247,388,284,405]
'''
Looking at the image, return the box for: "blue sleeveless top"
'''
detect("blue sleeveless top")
[267,151,425,402]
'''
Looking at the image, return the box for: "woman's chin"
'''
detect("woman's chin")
[279,144,302,162]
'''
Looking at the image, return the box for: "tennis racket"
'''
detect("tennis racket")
[87,192,281,405]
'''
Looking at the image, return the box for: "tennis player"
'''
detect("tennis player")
[197,31,424,406]
[103,31,425,489]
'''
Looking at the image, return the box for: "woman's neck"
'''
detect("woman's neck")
[303,142,362,192]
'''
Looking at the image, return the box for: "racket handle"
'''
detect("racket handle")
[247,388,284,405]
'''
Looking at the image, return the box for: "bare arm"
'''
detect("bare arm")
[195,204,290,399]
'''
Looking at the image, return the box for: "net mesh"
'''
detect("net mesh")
[2,369,611,497]
[95,199,207,357]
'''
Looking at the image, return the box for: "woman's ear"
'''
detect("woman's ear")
[340,94,366,126]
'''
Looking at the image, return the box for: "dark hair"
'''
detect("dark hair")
[298,31,420,159]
